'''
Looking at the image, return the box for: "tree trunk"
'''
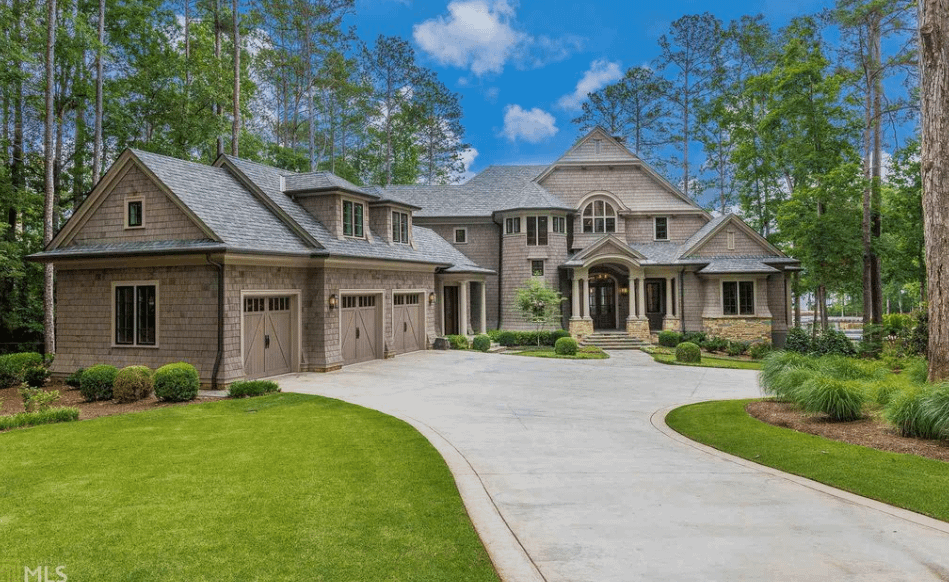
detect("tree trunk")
[43,0,57,356]
[9,0,24,239]
[231,0,239,157]
[869,13,884,329]
[919,0,949,382]
[214,0,223,156]
[92,0,104,185]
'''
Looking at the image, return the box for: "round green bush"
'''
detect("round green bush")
[550,329,572,344]
[675,342,701,363]
[22,364,50,387]
[113,366,154,403]
[496,331,516,347]
[554,336,578,356]
[80,364,118,401]
[154,362,199,402]
[658,331,682,348]
[748,342,772,360]
[472,334,491,352]
[0,352,44,388]
[65,367,85,389]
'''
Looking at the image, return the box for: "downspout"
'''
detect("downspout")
[207,254,225,390]
[679,268,686,333]
[496,220,504,329]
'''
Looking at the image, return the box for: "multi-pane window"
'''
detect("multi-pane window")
[505,217,521,234]
[527,216,548,246]
[454,228,467,244]
[127,200,143,228]
[531,260,544,276]
[654,217,668,240]
[722,281,755,315]
[343,200,364,237]
[115,284,156,346]
[582,200,616,233]
[552,216,566,233]
[392,212,409,243]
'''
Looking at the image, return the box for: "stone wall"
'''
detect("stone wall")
[703,317,772,342]
[568,318,593,339]
[626,318,650,341]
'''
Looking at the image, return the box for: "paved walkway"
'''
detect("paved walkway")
[276,350,949,582]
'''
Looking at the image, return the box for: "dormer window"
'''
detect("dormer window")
[392,211,409,243]
[126,199,144,229]
[582,200,616,233]
[654,217,668,241]
[453,227,467,244]
[343,200,364,238]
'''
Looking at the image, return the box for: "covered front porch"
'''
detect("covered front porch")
[437,275,489,336]
[562,237,680,341]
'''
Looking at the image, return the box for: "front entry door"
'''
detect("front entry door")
[443,286,459,336]
[589,278,616,329]
[645,279,665,331]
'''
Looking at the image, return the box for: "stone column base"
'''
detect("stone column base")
[569,318,594,339]
[626,318,651,341]
[662,317,681,332]
[703,317,772,342]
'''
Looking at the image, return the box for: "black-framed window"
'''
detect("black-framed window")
[552,216,566,233]
[527,216,547,246]
[115,284,156,345]
[505,217,521,234]
[454,228,467,244]
[392,211,409,243]
[722,281,754,316]
[531,260,544,276]
[582,200,616,233]
[343,200,364,237]
[654,216,668,240]
[127,200,143,228]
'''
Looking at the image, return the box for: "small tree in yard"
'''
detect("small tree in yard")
[515,278,565,346]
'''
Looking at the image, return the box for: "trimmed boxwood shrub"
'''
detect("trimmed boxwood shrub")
[113,366,154,403]
[471,334,491,352]
[675,342,701,363]
[445,335,469,350]
[496,331,517,347]
[554,336,578,356]
[701,337,729,353]
[658,331,682,348]
[228,380,280,398]
[748,342,772,360]
[22,365,50,387]
[80,364,118,401]
[0,352,45,388]
[154,362,199,402]
[65,368,85,389]
[682,332,706,345]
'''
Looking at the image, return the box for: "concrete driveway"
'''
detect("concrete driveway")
[277,350,949,581]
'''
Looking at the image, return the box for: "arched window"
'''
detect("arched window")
[582,200,616,233]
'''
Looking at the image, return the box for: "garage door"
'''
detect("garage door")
[243,296,293,379]
[393,293,423,354]
[341,294,381,364]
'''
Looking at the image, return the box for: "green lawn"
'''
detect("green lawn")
[645,349,763,370]
[507,346,609,359]
[0,393,499,581]
[666,399,949,522]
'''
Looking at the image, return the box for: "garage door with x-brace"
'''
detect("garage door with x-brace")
[393,293,423,354]
[243,296,293,379]
[341,294,380,364]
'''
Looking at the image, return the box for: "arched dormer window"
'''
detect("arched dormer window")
[582,200,616,233]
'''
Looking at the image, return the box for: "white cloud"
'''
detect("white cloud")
[413,0,583,76]
[557,59,623,111]
[413,0,523,76]
[501,105,558,143]
[457,147,480,182]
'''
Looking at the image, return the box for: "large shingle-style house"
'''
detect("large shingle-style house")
[32,128,798,385]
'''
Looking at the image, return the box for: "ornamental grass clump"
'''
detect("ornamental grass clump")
[113,366,154,403]
[471,334,491,352]
[798,376,867,421]
[80,364,118,402]
[554,336,578,356]
[759,351,817,397]
[885,383,949,439]
[815,355,888,382]
[154,362,199,402]
[675,342,701,363]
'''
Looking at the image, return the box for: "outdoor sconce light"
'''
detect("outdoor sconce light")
[328,294,337,309]
[620,286,629,296]
[428,292,436,305]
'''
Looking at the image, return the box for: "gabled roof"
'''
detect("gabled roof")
[677,213,786,259]
[563,235,646,267]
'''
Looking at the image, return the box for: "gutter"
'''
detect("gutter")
[206,254,225,390]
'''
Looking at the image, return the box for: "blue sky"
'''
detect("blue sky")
[350,0,831,181]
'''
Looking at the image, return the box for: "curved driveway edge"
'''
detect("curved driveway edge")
[651,405,949,536]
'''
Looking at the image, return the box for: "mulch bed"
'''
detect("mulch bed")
[0,380,217,424]
[746,400,949,464]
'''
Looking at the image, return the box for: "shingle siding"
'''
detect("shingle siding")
[540,166,696,213]
[499,222,569,331]
[693,226,773,257]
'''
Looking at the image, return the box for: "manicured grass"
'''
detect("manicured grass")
[0,393,499,581]
[508,346,609,359]
[645,348,763,370]
[666,399,949,522]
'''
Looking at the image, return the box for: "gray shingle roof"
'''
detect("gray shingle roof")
[283,172,377,197]
[678,213,729,257]
[697,258,781,274]
[34,239,226,258]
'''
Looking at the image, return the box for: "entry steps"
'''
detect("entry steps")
[579,331,648,350]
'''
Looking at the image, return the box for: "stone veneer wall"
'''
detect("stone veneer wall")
[568,318,593,339]
[703,317,772,342]
[54,265,219,381]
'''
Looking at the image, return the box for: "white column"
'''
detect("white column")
[571,275,580,319]
[666,276,674,318]
[628,273,636,320]
[582,274,591,319]
[479,281,487,333]
[637,277,646,319]
[459,281,470,335]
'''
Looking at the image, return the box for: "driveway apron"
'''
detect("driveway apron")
[277,350,949,582]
